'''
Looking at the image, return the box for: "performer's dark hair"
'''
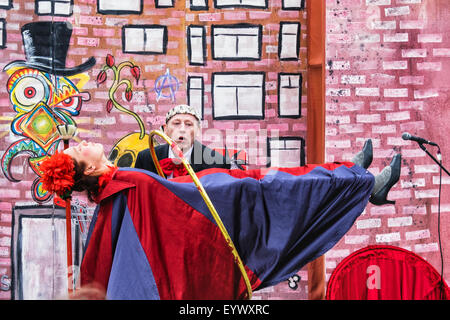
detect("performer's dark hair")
[71,158,101,202]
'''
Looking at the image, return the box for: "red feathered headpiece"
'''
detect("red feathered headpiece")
[39,151,75,200]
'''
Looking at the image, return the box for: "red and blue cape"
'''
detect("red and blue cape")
[80,162,374,299]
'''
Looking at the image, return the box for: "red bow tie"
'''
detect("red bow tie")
[159,158,188,177]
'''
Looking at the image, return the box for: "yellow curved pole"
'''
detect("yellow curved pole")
[149,130,252,300]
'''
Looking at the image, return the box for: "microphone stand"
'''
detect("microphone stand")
[418,143,450,176]
[418,142,447,299]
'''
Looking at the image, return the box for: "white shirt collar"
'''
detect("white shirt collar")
[167,145,193,163]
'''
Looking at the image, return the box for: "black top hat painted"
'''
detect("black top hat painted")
[3,21,96,76]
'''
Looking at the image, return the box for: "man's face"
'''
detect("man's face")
[164,113,200,153]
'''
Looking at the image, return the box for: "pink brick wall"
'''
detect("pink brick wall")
[325,0,450,292]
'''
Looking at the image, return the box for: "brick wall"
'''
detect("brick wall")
[325,0,450,291]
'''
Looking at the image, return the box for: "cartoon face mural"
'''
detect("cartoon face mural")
[108,132,152,167]
[1,21,95,203]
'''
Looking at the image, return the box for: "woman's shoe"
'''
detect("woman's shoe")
[369,153,401,206]
[352,139,373,169]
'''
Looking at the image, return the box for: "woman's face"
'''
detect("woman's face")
[64,140,107,175]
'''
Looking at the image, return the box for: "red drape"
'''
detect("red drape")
[326,245,450,300]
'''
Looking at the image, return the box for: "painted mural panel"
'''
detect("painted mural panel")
[11,205,82,300]
[0,0,307,300]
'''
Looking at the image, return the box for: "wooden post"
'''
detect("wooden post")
[306,0,326,300]
[63,140,73,294]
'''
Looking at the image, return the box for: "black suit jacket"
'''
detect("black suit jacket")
[134,140,231,176]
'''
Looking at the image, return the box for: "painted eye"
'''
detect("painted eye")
[12,77,47,108]
[24,87,36,99]
[62,97,73,107]
[54,96,82,114]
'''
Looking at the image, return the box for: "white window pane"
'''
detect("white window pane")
[282,23,299,34]
[190,26,203,37]
[123,26,166,53]
[124,28,145,51]
[190,40,204,63]
[189,26,205,64]
[191,0,207,6]
[0,0,9,6]
[144,28,165,53]
[283,0,303,8]
[189,78,203,89]
[37,1,52,14]
[279,74,301,117]
[156,0,173,6]
[285,140,302,149]
[214,87,237,117]
[215,0,266,7]
[237,88,263,116]
[99,0,141,12]
[215,73,263,86]
[269,138,303,167]
[189,91,203,118]
[54,2,72,15]
[280,23,300,60]
[271,149,301,167]
[280,91,299,115]
[280,34,298,58]
[237,35,259,58]
[188,77,204,119]
[213,73,264,118]
[215,35,237,58]
[213,26,260,59]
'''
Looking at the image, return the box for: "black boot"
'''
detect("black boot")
[369,154,401,206]
[351,139,373,169]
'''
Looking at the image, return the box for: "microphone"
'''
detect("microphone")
[402,132,438,146]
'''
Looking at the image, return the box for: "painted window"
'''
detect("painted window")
[267,137,305,167]
[279,22,301,60]
[187,76,204,120]
[0,19,5,49]
[0,0,12,9]
[282,0,305,10]
[187,25,206,65]
[98,0,142,15]
[35,0,73,16]
[278,73,302,118]
[214,0,267,9]
[212,72,265,120]
[122,25,168,55]
[155,0,174,8]
[212,24,262,61]
[189,0,208,10]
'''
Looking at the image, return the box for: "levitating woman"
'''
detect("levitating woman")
[39,139,401,299]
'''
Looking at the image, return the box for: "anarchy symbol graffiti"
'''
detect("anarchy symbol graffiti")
[154,68,179,102]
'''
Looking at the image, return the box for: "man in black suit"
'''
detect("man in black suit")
[135,104,231,177]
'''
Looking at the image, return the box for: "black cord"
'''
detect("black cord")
[437,148,444,299]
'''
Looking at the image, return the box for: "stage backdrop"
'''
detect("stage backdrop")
[0,0,309,299]
[0,0,449,300]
